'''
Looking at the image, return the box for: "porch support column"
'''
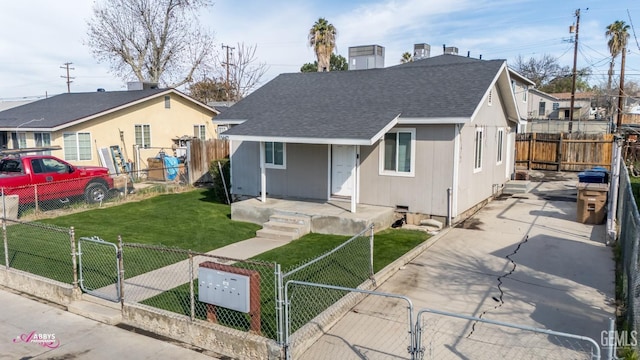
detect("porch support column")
[259,141,266,203]
[350,148,357,213]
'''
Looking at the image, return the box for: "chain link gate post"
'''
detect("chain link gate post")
[189,251,195,321]
[70,227,78,289]
[275,263,284,347]
[118,235,124,308]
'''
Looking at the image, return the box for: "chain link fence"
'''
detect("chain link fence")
[617,163,640,354]
[416,308,602,360]
[0,218,73,284]
[281,224,374,332]
[119,243,280,339]
[0,174,192,221]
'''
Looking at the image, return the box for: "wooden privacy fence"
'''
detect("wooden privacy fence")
[187,138,230,184]
[515,133,613,172]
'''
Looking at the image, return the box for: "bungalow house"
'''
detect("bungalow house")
[216,54,526,228]
[0,85,218,171]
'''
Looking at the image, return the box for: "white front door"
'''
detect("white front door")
[331,145,355,197]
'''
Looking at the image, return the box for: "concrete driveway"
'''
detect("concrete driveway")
[300,172,615,359]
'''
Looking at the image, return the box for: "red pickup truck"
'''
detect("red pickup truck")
[0,155,115,205]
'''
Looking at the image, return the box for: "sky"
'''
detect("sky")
[1,0,639,101]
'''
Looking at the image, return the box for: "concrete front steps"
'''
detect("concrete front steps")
[503,180,532,194]
[256,213,310,241]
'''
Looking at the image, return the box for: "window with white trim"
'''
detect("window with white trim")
[496,128,504,164]
[380,128,415,176]
[194,125,206,140]
[488,90,492,106]
[265,142,285,168]
[63,132,92,161]
[34,132,52,155]
[135,124,151,148]
[11,132,26,149]
[474,127,483,172]
[164,95,171,109]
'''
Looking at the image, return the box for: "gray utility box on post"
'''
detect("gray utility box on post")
[198,267,250,313]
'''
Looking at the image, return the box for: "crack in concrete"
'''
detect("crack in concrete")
[467,235,529,338]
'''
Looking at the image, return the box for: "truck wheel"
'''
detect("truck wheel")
[85,182,108,204]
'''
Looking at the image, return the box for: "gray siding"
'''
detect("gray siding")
[230,140,260,197]
[266,144,328,199]
[230,141,328,199]
[456,83,511,216]
[359,125,455,216]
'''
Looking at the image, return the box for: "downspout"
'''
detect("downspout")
[606,135,623,244]
[451,124,461,225]
[259,142,266,203]
[447,187,453,227]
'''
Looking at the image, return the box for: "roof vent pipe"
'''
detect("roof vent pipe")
[442,44,446,54]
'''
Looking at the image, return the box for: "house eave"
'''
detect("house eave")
[213,119,246,125]
[222,135,375,145]
[398,117,469,124]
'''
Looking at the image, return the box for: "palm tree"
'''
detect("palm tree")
[308,18,337,72]
[400,52,413,64]
[605,21,630,93]
[605,20,630,122]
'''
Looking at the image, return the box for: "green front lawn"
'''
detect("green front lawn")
[40,188,261,252]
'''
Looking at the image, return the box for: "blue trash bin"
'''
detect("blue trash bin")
[589,167,609,183]
[578,171,606,184]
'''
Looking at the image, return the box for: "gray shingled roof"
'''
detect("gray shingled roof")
[0,89,167,129]
[219,54,506,143]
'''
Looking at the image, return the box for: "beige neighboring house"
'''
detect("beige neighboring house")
[507,69,535,133]
[0,85,218,168]
[527,89,597,121]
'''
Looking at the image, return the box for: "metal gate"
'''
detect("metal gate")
[415,308,603,359]
[284,280,417,360]
[283,280,605,360]
[78,236,121,302]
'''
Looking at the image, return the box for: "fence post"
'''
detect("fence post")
[607,317,616,360]
[2,192,8,269]
[369,224,375,279]
[34,184,39,215]
[556,135,563,171]
[528,133,536,170]
[275,263,284,346]
[70,227,78,289]
[189,251,195,321]
[118,235,124,308]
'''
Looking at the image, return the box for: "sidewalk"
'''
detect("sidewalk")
[300,172,616,358]
[0,287,219,360]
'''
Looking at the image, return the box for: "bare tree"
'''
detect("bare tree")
[86,0,216,88]
[217,43,268,100]
[513,54,561,88]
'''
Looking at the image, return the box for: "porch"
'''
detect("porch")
[231,197,396,236]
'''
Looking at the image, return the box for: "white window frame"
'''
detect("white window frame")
[135,124,151,148]
[34,132,52,155]
[488,90,492,106]
[63,132,92,161]
[194,125,206,141]
[378,128,416,177]
[13,132,27,149]
[523,85,528,102]
[164,95,171,109]
[264,142,286,169]
[474,127,483,173]
[496,128,504,165]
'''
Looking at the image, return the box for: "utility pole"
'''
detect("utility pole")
[60,62,75,93]
[617,46,627,129]
[221,44,235,104]
[568,9,580,134]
